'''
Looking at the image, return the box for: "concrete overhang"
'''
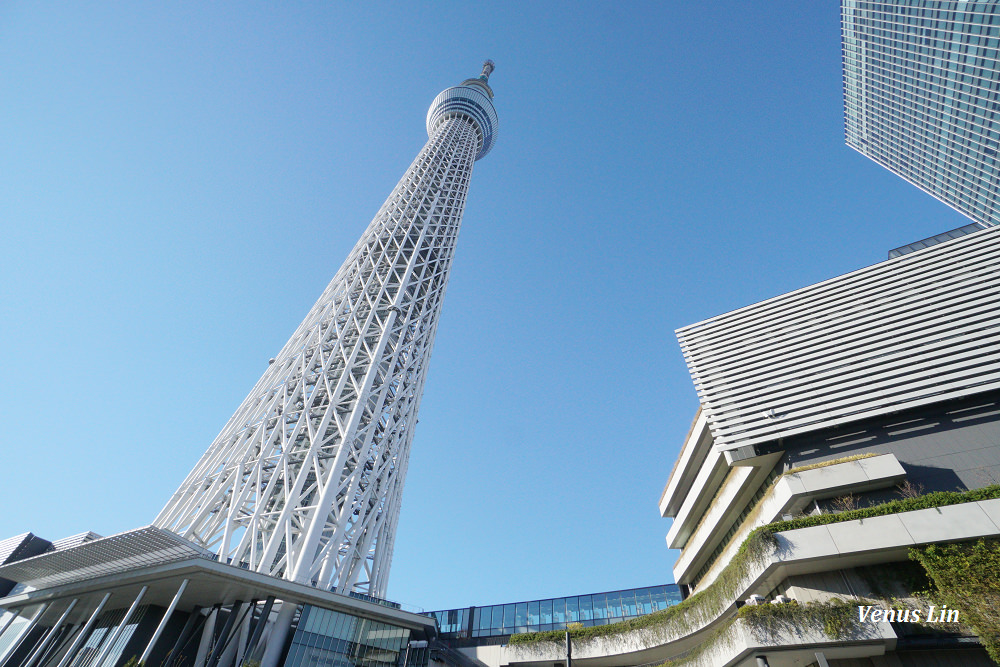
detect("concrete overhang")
[660,409,711,518]
[0,527,434,635]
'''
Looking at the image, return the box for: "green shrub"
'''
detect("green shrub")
[757,484,1000,536]
[510,484,1000,651]
[737,599,864,640]
[508,530,777,647]
[911,538,1000,663]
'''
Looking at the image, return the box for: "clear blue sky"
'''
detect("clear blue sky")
[0,2,971,612]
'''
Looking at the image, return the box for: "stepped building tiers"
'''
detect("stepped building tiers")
[0,62,497,667]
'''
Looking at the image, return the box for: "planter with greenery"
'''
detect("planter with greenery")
[911,538,1000,663]
[509,484,1000,656]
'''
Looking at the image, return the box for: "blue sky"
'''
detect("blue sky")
[0,2,972,612]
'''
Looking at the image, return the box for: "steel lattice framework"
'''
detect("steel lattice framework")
[154,62,498,597]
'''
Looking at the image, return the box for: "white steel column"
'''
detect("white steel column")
[89,587,146,667]
[22,599,77,667]
[0,603,51,667]
[55,593,110,667]
[138,579,188,665]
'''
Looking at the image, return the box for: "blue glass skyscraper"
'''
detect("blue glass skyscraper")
[843,0,1000,227]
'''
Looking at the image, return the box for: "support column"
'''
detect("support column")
[23,600,77,667]
[162,605,203,667]
[258,603,296,667]
[55,593,110,667]
[230,601,254,667]
[89,587,147,667]
[205,602,243,667]
[193,608,219,667]
[139,579,189,665]
[0,603,51,667]
[242,598,273,664]
[0,612,24,648]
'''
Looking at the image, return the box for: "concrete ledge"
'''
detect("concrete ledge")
[676,454,906,589]
[502,616,893,667]
[501,498,1000,667]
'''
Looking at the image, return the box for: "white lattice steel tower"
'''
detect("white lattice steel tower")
[154,62,498,598]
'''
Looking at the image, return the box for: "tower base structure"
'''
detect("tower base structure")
[0,527,434,667]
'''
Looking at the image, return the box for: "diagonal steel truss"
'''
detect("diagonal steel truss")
[154,88,490,596]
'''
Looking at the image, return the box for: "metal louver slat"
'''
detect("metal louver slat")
[677,227,1000,452]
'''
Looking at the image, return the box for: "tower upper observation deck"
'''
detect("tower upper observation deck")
[427,60,498,160]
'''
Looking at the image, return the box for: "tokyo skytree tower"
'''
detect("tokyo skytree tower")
[155,62,498,597]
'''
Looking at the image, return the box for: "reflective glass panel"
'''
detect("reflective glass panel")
[515,603,527,628]
[540,599,553,624]
[565,597,579,623]
[578,595,593,621]
[591,594,607,619]
[636,589,652,615]
[650,589,667,611]
[551,598,565,624]
[622,590,637,617]
[606,593,622,618]
[503,605,515,632]
[527,601,539,627]
[491,606,504,632]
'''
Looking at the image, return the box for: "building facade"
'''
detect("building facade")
[843,0,1000,227]
[656,225,1000,666]
[0,62,498,667]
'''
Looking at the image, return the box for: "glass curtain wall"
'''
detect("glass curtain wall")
[285,605,418,667]
[427,584,681,639]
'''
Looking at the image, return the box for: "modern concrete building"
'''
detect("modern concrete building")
[654,224,1000,666]
[843,0,1000,227]
[0,61,498,667]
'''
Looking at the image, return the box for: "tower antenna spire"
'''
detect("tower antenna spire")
[480,59,495,81]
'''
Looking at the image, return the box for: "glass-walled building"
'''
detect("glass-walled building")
[842,0,1000,227]
[285,605,426,667]
[427,584,681,639]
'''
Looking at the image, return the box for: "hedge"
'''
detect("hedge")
[911,538,1000,663]
[757,484,1000,536]
[509,484,1000,648]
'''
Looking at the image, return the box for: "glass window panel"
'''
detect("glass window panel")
[303,606,320,633]
[591,594,607,619]
[491,606,504,632]
[650,589,667,611]
[335,613,357,641]
[478,607,492,631]
[578,595,593,621]
[515,603,527,627]
[551,598,566,624]
[527,601,539,627]
[622,591,637,617]
[503,605,515,632]
[565,597,579,623]
[540,600,552,625]
[636,589,652,615]
[606,593,623,619]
